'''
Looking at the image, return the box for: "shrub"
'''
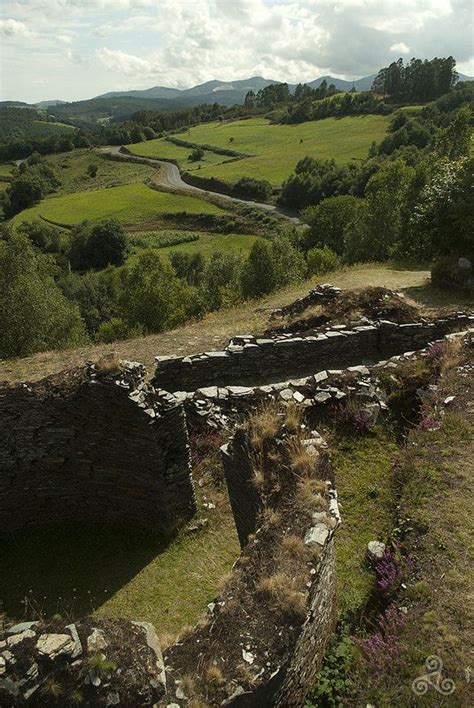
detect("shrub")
[306,246,341,275]
[431,255,473,292]
[234,177,272,202]
[96,317,143,343]
[240,240,276,298]
[0,234,86,358]
[307,634,354,707]
[189,147,204,162]
[68,219,128,271]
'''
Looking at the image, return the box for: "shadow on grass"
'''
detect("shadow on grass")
[402,283,473,308]
[0,523,168,622]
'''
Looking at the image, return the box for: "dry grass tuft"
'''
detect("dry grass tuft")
[158,632,176,650]
[206,664,225,686]
[247,402,282,447]
[176,624,195,642]
[296,477,328,510]
[260,507,282,527]
[256,573,307,620]
[284,404,303,434]
[440,338,464,378]
[188,699,210,708]
[94,352,121,374]
[286,437,319,478]
[180,674,196,698]
[280,534,308,558]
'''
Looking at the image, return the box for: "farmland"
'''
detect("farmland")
[47,148,155,194]
[126,138,231,171]
[128,229,262,258]
[12,182,226,228]
[0,163,14,177]
[128,114,390,185]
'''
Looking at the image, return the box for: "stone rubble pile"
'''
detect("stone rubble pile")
[269,283,342,320]
[0,619,166,705]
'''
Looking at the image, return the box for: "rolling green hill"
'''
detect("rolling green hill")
[12,183,226,228]
[0,106,75,144]
[128,115,390,185]
[47,148,154,194]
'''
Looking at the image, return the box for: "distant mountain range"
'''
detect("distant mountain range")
[94,74,377,105]
[3,72,472,122]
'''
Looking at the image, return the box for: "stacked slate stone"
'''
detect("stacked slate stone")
[150,325,474,431]
[0,360,196,534]
[152,313,474,393]
[0,618,166,705]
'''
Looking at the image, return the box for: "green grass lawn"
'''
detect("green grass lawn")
[12,183,226,228]
[128,115,390,186]
[0,513,239,636]
[0,181,9,191]
[127,138,230,171]
[47,148,154,194]
[332,428,397,614]
[129,229,262,259]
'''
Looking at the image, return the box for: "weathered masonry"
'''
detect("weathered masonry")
[152,314,474,391]
[0,362,196,534]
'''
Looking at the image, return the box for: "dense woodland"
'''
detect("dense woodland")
[0,57,472,360]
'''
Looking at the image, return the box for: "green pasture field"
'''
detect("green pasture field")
[128,115,390,186]
[33,119,75,131]
[0,163,14,177]
[0,181,9,191]
[127,137,232,171]
[128,229,262,259]
[47,148,154,194]
[12,183,226,228]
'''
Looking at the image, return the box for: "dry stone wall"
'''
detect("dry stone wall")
[153,314,473,392]
[0,362,196,534]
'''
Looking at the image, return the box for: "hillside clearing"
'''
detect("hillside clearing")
[11,182,226,228]
[129,230,262,258]
[47,148,155,194]
[0,163,14,177]
[128,115,390,185]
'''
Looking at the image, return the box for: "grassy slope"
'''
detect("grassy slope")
[48,148,154,194]
[0,263,440,384]
[128,115,390,185]
[11,183,226,228]
[33,119,75,131]
[0,163,14,177]
[350,362,473,706]
[132,231,262,258]
[128,138,230,171]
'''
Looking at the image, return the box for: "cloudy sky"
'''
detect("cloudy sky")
[1,0,473,103]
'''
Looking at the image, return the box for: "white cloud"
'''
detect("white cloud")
[0,18,35,38]
[1,0,472,102]
[390,42,411,54]
[96,47,154,76]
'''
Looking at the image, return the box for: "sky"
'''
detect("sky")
[0,0,473,103]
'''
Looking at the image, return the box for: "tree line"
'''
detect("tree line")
[372,57,458,102]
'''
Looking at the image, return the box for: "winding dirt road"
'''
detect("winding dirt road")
[102,146,301,223]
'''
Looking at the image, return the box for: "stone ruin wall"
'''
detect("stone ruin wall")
[2,310,473,706]
[152,313,473,392]
[0,363,196,535]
